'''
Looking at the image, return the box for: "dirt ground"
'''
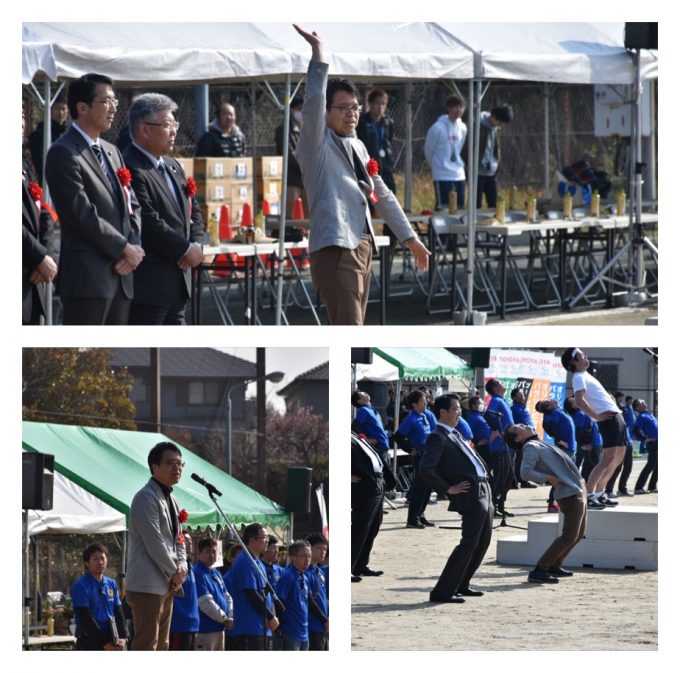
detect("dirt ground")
[351,459,658,651]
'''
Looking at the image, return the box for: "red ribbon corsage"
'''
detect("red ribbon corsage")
[116,167,132,187]
[28,181,43,202]
[179,508,189,524]
[365,159,379,204]
[186,177,197,198]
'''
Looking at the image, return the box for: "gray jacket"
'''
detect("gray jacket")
[126,478,187,595]
[296,60,415,254]
[520,438,584,501]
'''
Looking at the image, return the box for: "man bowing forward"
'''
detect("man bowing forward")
[420,394,493,603]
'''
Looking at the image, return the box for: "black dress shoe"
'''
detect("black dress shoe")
[521,481,538,488]
[527,569,559,584]
[351,575,362,583]
[419,517,436,527]
[406,520,426,529]
[429,592,465,603]
[547,566,573,577]
[457,588,484,597]
[358,567,384,577]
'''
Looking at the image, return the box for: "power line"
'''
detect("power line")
[21,408,260,437]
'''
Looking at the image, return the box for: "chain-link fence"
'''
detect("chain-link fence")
[23,78,656,202]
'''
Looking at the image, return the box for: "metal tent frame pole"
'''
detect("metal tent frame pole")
[567,48,657,309]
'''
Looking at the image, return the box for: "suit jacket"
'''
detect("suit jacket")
[45,127,141,300]
[352,434,384,488]
[420,425,490,514]
[122,145,205,308]
[520,438,584,500]
[22,179,50,319]
[296,60,414,254]
[126,479,187,595]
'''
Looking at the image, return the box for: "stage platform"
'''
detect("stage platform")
[496,506,657,570]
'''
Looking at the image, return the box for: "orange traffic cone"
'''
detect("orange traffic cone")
[292,197,305,220]
[262,199,271,216]
[219,204,233,240]
[241,202,253,227]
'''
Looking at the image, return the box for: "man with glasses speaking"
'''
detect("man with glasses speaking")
[293,25,430,325]
[126,442,188,650]
[45,73,144,324]
[123,94,205,325]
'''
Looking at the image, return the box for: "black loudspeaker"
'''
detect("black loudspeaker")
[470,348,491,369]
[285,467,313,513]
[22,452,54,510]
[351,348,373,364]
[624,22,658,50]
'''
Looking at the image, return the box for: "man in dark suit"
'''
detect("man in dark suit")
[45,73,143,325]
[420,394,493,603]
[123,93,205,325]
[351,432,390,581]
[23,107,57,324]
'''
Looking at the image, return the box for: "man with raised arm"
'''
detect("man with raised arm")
[293,24,430,325]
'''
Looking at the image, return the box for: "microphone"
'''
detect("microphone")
[191,473,222,497]
[485,410,504,417]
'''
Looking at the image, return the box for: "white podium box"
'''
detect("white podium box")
[496,506,658,570]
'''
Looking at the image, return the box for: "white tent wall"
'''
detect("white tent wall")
[27,470,127,536]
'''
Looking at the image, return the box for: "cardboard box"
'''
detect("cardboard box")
[173,157,194,179]
[257,178,282,201]
[198,181,253,204]
[194,157,252,180]
[256,155,283,178]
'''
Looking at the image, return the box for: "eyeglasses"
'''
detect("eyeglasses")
[163,460,185,468]
[93,98,119,108]
[330,104,362,115]
[145,121,180,132]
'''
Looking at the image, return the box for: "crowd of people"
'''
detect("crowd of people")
[71,442,328,651]
[351,347,658,589]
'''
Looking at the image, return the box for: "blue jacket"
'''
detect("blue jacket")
[541,408,576,454]
[485,394,514,453]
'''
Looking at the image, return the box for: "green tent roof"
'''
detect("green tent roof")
[22,422,290,530]
[373,347,473,381]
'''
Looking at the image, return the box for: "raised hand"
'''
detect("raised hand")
[293,24,324,62]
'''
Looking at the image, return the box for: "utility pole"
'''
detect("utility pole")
[151,348,161,433]
[256,348,266,494]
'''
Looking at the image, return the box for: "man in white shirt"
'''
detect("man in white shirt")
[561,348,626,510]
[424,94,468,211]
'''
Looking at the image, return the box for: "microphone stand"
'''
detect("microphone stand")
[485,408,526,531]
[192,479,285,634]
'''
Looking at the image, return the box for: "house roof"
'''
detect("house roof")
[278,361,328,397]
[109,348,256,379]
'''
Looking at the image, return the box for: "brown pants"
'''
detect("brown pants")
[310,235,372,325]
[126,589,174,651]
[537,485,587,570]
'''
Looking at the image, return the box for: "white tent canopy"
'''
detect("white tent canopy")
[438,22,657,83]
[27,469,126,536]
[355,353,400,383]
[23,22,657,86]
[22,22,474,85]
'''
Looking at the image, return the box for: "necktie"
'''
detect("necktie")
[158,162,182,208]
[91,143,118,194]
